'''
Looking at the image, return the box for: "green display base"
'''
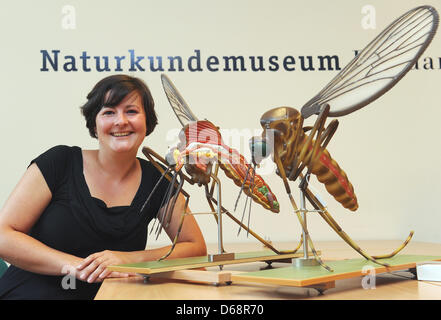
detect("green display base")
[231,254,441,287]
[108,250,312,275]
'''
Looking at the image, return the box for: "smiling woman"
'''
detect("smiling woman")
[94,92,147,154]
[81,75,157,138]
[0,75,206,300]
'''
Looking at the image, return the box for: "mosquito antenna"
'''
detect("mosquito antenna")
[237,192,250,236]
[237,164,256,236]
[246,164,257,237]
[233,164,252,212]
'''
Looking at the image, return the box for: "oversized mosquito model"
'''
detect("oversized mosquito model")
[141,75,287,263]
[241,5,438,271]
[141,5,438,270]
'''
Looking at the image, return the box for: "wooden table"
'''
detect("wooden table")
[95,240,441,300]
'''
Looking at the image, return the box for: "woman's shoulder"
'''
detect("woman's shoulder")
[30,145,80,194]
[33,145,78,163]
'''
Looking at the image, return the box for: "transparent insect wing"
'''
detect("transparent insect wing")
[161,74,199,126]
[301,6,439,118]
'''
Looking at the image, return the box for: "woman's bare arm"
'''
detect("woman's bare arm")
[77,193,207,283]
[0,163,83,275]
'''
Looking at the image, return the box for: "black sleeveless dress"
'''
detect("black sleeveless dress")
[0,145,171,299]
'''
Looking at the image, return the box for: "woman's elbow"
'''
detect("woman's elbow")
[189,232,207,257]
[196,239,207,257]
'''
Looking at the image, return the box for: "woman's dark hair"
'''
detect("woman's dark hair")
[81,75,157,138]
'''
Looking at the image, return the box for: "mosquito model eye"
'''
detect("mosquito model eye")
[249,136,271,165]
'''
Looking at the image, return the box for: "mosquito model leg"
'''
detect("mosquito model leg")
[162,172,185,230]
[277,234,304,255]
[290,105,331,182]
[274,154,332,271]
[298,105,329,167]
[304,188,391,267]
[155,171,179,239]
[158,194,190,261]
[287,234,304,254]
[371,231,414,259]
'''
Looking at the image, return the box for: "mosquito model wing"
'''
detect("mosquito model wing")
[301,5,439,119]
[161,74,199,126]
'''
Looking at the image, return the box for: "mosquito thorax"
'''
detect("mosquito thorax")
[259,106,300,127]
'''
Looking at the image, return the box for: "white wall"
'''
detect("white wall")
[0,0,440,247]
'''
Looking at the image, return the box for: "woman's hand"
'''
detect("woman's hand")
[76,250,134,283]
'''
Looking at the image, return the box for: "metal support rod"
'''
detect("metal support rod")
[207,175,234,264]
[299,188,309,259]
[292,172,321,268]
[212,175,224,255]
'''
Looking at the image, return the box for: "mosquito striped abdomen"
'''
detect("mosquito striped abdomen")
[307,144,358,211]
[219,160,279,213]
[174,120,280,213]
